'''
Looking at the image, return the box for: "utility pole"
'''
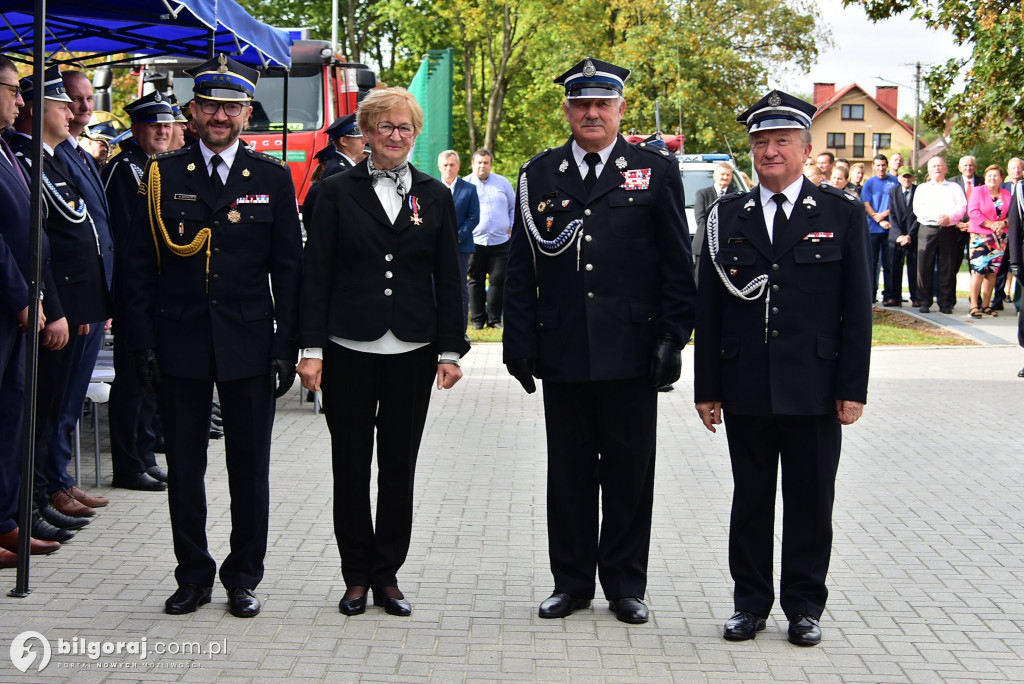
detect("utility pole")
[913,62,921,169]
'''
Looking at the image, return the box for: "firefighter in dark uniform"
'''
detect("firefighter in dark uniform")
[102,91,175,491]
[503,58,696,625]
[693,90,872,646]
[302,114,365,222]
[124,54,303,619]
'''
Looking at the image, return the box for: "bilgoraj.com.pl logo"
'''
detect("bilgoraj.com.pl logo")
[9,631,225,672]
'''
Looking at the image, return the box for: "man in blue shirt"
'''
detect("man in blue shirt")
[465,149,515,329]
[862,154,899,305]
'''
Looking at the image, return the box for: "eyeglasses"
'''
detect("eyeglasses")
[375,122,416,139]
[196,100,246,118]
[0,81,22,98]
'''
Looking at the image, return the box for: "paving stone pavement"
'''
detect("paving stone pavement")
[2,338,1023,682]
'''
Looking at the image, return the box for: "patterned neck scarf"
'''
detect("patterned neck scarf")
[367,156,409,198]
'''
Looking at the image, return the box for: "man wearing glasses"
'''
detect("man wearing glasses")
[123,54,303,619]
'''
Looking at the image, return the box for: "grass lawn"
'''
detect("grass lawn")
[467,308,975,347]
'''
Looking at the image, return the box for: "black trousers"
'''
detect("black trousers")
[157,371,275,590]
[917,224,965,309]
[109,332,159,477]
[32,333,79,508]
[0,317,23,534]
[322,343,436,589]
[541,378,657,602]
[889,237,918,303]
[723,412,841,620]
[467,241,508,326]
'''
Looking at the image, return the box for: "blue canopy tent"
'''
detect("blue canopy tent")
[1,0,292,598]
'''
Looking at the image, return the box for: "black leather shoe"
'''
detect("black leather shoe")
[788,615,821,646]
[31,509,74,542]
[38,504,90,530]
[227,587,261,618]
[538,592,591,619]
[338,594,367,616]
[939,306,953,314]
[165,584,213,614]
[723,611,766,641]
[146,466,168,483]
[1018,367,1024,378]
[609,597,649,624]
[918,305,931,313]
[112,472,167,491]
[373,589,412,616]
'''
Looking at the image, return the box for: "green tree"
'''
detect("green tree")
[847,0,1024,160]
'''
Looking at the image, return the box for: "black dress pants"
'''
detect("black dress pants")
[889,236,918,303]
[917,224,964,309]
[322,343,436,589]
[157,371,275,590]
[541,378,657,602]
[723,412,841,620]
[109,334,159,477]
[467,242,508,326]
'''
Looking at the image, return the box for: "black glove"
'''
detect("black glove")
[136,349,161,397]
[505,358,536,394]
[271,358,296,399]
[1012,265,1022,281]
[649,334,682,389]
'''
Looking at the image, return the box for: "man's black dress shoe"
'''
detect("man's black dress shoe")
[939,306,953,314]
[31,509,74,542]
[112,472,167,491]
[227,587,261,618]
[609,597,649,624]
[165,584,213,614]
[373,590,412,616]
[918,305,931,313]
[788,615,821,646]
[38,504,89,530]
[538,592,591,619]
[146,466,168,483]
[723,611,766,641]
[1018,367,1024,378]
[339,592,367,616]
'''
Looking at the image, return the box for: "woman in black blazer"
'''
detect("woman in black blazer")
[297,88,470,617]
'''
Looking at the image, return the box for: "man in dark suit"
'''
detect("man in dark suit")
[993,157,1022,311]
[438,149,480,329]
[694,90,872,647]
[11,67,111,529]
[693,161,735,279]
[102,90,176,492]
[948,155,983,285]
[888,165,920,307]
[503,57,696,625]
[1006,181,1024,374]
[124,55,303,618]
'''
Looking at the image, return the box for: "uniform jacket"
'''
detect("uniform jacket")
[299,160,470,357]
[123,141,303,381]
[102,137,151,313]
[887,183,919,244]
[694,179,872,415]
[11,136,110,327]
[1008,185,1024,267]
[57,139,115,293]
[452,177,480,253]
[502,135,696,383]
[322,151,354,181]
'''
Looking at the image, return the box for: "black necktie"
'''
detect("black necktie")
[583,152,601,193]
[904,189,910,206]
[772,193,788,241]
[210,154,224,196]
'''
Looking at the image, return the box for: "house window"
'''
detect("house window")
[873,133,891,150]
[853,133,865,158]
[841,104,864,120]
[827,132,846,149]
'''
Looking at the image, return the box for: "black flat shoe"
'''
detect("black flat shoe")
[165,584,212,614]
[609,597,649,624]
[38,504,90,530]
[723,611,766,641]
[373,588,412,616]
[146,466,168,483]
[31,509,74,542]
[538,592,591,619]
[112,471,167,491]
[788,615,821,646]
[339,591,367,616]
[227,587,261,618]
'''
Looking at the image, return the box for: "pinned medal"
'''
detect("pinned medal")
[538,201,548,212]
[802,196,817,208]
[561,199,571,208]
[242,169,251,178]
[729,268,739,277]
[546,216,554,231]
[743,198,756,211]
[227,209,242,224]
[619,168,651,191]
[615,156,627,169]
[186,162,196,172]
[409,195,423,225]
[178,221,185,237]
[557,159,569,174]
[67,200,75,209]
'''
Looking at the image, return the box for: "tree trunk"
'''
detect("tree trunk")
[464,43,477,152]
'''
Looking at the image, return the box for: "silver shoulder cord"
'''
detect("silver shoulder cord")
[41,168,101,257]
[518,170,585,270]
[706,202,772,343]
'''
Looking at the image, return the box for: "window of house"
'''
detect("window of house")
[853,133,865,158]
[841,104,864,120]
[873,133,891,150]
[827,132,846,149]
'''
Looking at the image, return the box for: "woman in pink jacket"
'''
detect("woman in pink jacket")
[967,164,1011,316]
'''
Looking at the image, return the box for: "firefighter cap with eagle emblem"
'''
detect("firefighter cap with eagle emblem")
[185,53,259,102]
[737,89,817,133]
[554,57,630,99]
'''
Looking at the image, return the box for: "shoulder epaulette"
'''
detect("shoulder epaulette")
[151,148,187,161]
[520,147,551,171]
[717,190,744,204]
[819,183,859,202]
[244,147,288,168]
[634,141,674,160]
